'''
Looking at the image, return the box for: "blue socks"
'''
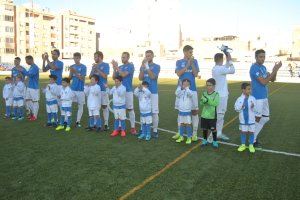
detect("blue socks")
[179,125,192,137]
[179,125,185,136]
[240,133,254,145]
[14,107,18,117]
[5,106,11,117]
[67,116,71,127]
[121,120,126,130]
[60,115,65,125]
[249,133,254,145]
[240,133,246,144]
[114,120,119,130]
[96,117,101,128]
[186,126,192,138]
[52,113,57,124]
[47,113,52,123]
[89,117,94,128]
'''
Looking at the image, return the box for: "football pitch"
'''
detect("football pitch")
[0,77,299,200]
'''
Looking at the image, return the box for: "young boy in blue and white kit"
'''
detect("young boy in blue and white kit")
[110,76,127,137]
[3,77,13,118]
[12,74,26,120]
[134,81,152,141]
[56,78,74,132]
[85,75,102,132]
[173,79,193,144]
[234,83,256,153]
[44,75,60,127]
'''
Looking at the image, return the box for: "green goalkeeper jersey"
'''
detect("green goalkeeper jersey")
[200,91,220,119]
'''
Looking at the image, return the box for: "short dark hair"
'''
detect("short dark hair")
[122,52,130,59]
[49,74,57,80]
[52,49,60,57]
[14,57,21,61]
[16,74,23,79]
[5,76,12,81]
[25,55,33,60]
[90,74,99,82]
[145,50,154,55]
[183,45,193,52]
[241,82,251,89]
[73,52,81,58]
[214,53,223,62]
[115,76,123,82]
[94,51,104,59]
[62,77,70,84]
[142,81,149,86]
[255,49,265,57]
[206,78,216,86]
[182,78,191,84]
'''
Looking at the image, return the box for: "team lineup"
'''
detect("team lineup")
[2,45,283,153]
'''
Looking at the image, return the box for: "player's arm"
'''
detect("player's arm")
[223,53,235,74]
[190,58,199,77]
[257,62,282,85]
[94,66,108,79]
[234,98,244,112]
[42,53,49,72]
[207,93,220,107]
[176,62,188,77]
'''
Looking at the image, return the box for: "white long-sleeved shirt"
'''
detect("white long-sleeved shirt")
[85,84,101,110]
[13,81,25,99]
[109,84,126,107]
[212,61,235,97]
[134,87,152,114]
[60,86,74,107]
[234,94,256,125]
[175,86,193,113]
[44,83,60,102]
[3,83,13,99]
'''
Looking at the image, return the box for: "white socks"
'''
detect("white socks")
[254,117,270,142]
[103,107,109,126]
[217,113,225,137]
[76,103,84,123]
[192,115,199,136]
[152,113,159,132]
[32,101,39,118]
[128,110,135,128]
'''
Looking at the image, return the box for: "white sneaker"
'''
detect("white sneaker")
[217,133,230,141]
[207,133,213,143]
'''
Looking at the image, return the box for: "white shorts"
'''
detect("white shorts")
[72,91,85,104]
[239,124,255,133]
[88,108,100,116]
[151,94,159,114]
[101,91,109,106]
[5,98,13,106]
[255,99,270,117]
[125,92,134,109]
[141,116,152,124]
[114,108,126,120]
[13,99,24,107]
[217,96,228,114]
[177,115,192,124]
[46,104,58,113]
[61,107,72,117]
[191,91,199,110]
[26,88,40,101]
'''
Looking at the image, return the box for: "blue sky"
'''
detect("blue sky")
[14,0,300,39]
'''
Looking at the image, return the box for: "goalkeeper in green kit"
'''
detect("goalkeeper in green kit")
[200,78,220,148]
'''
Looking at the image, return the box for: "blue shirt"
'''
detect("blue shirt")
[11,66,27,82]
[25,64,39,89]
[70,64,86,91]
[250,63,268,99]
[46,60,64,85]
[140,63,160,94]
[90,62,110,91]
[175,59,199,91]
[118,63,134,92]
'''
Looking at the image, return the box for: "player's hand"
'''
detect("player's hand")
[251,102,254,109]
[104,83,108,88]
[69,67,76,73]
[197,75,201,79]
[274,61,282,71]
[111,60,118,70]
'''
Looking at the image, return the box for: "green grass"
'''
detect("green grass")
[0,77,299,200]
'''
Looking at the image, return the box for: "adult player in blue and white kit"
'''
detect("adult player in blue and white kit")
[138,50,160,138]
[24,55,40,121]
[42,49,64,86]
[250,49,282,148]
[112,52,137,135]
[11,57,27,83]
[89,51,110,131]
[175,45,200,142]
[69,52,87,128]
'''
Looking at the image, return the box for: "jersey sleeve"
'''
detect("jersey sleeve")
[194,59,199,72]
[152,64,160,78]
[56,61,63,70]
[175,60,181,73]
[81,65,87,76]
[250,65,261,80]
[103,63,110,75]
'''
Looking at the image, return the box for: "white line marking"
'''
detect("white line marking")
[108,100,300,158]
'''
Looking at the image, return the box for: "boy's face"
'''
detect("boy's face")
[145,53,153,63]
[121,54,129,64]
[90,77,97,85]
[115,79,121,87]
[16,77,21,82]
[62,81,68,87]
[184,49,193,59]
[142,84,148,88]
[255,53,265,65]
[14,59,20,66]
[243,86,251,96]
[182,80,190,88]
[25,58,32,65]
[206,82,215,93]
[5,79,11,84]
[51,51,59,60]
[73,56,81,64]
[94,54,101,63]
[50,78,55,84]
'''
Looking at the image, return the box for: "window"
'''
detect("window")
[88,21,95,25]
[5,38,14,43]
[5,48,15,54]
[4,15,14,22]
[5,5,14,11]
[26,31,29,35]
[5,27,14,32]
[26,23,29,26]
